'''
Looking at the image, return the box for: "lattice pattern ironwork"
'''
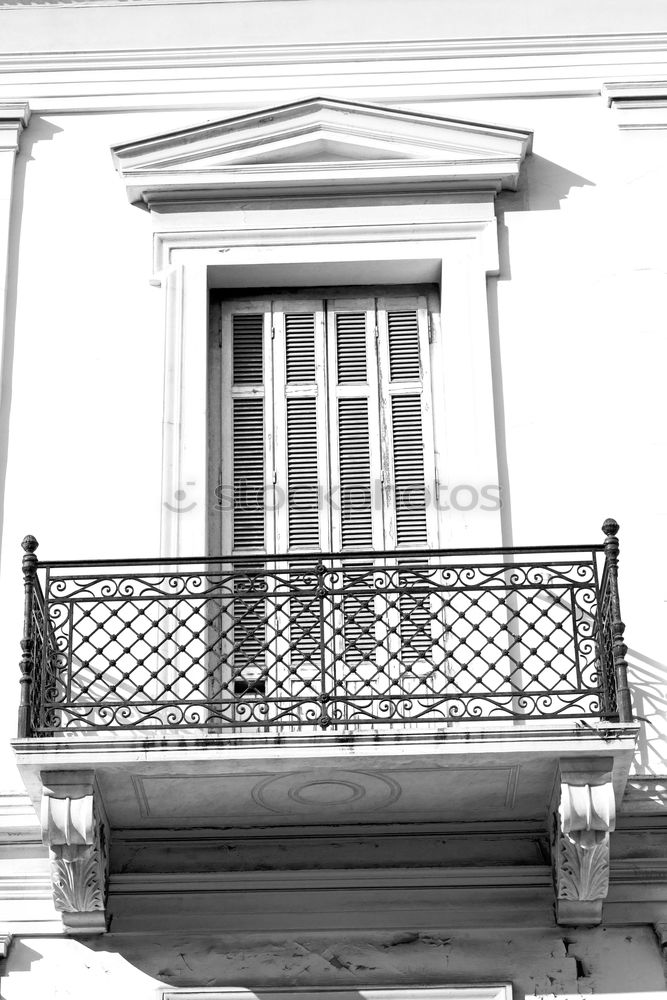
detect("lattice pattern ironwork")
[21,543,622,735]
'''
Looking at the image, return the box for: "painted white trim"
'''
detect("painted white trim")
[0,36,667,111]
[0,105,30,556]
[152,218,499,278]
[112,98,531,207]
[156,232,502,556]
[0,792,39,836]
[603,80,667,127]
[0,31,664,57]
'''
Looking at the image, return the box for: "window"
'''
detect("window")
[212,286,442,557]
[209,285,448,722]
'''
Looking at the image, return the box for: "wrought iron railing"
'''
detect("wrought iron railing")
[17,520,632,737]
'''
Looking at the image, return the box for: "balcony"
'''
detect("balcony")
[12,521,639,930]
[18,523,633,738]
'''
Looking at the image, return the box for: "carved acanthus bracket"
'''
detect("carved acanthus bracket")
[41,771,109,934]
[551,757,615,926]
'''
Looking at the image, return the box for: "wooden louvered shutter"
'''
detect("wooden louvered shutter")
[219,302,273,554]
[376,295,438,550]
[219,301,274,694]
[272,301,330,554]
[327,299,384,552]
[376,295,443,680]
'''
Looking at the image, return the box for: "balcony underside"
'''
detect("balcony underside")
[14,723,638,831]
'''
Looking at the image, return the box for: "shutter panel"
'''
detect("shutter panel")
[336,312,368,383]
[387,310,421,381]
[378,298,439,676]
[273,306,326,693]
[377,298,438,550]
[219,306,273,698]
[285,313,316,383]
[338,397,373,550]
[286,397,319,548]
[273,305,327,553]
[231,312,266,552]
[391,394,428,546]
[328,305,383,552]
[233,314,264,384]
[232,398,265,551]
[328,302,383,683]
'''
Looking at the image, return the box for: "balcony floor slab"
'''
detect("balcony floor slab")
[13,723,639,831]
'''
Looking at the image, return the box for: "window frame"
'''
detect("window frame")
[157,199,504,560]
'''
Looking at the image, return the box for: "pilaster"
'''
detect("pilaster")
[40,771,109,935]
[0,102,30,342]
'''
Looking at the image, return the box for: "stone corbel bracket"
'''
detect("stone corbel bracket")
[551,757,615,926]
[41,771,109,934]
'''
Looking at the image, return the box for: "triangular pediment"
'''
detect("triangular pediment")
[112,97,532,207]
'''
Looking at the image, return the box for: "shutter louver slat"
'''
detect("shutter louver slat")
[233,398,265,551]
[233,314,264,384]
[287,397,319,548]
[336,313,367,383]
[388,310,421,381]
[285,313,316,383]
[338,397,373,549]
[391,394,428,546]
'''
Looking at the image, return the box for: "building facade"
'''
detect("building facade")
[1,1,667,998]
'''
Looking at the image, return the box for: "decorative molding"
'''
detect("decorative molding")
[112,866,552,894]
[620,776,667,814]
[0,932,12,961]
[40,771,109,935]
[0,792,41,838]
[0,31,665,58]
[0,102,31,151]
[112,97,532,209]
[603,81,667,128]
[1,34,667,112]
[551,757,616,926]
[151,214,497,274]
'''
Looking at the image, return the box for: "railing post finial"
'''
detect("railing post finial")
[601,518,632,722]
[18,535,39,739]
[22,534,39,555]
[602,518,619,539]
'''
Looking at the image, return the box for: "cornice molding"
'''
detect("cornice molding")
[0,101,30,152]
[1,33,667,63]
[0,793,40,839]
[603,80,667,128]
[0,35,666,111]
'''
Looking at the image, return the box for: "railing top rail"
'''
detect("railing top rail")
[35,542,605,571]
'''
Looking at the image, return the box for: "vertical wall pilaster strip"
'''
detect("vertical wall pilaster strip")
[0,103,30,544]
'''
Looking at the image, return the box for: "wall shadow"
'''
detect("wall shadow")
[487,155,596,546]
[626,648,667,775]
